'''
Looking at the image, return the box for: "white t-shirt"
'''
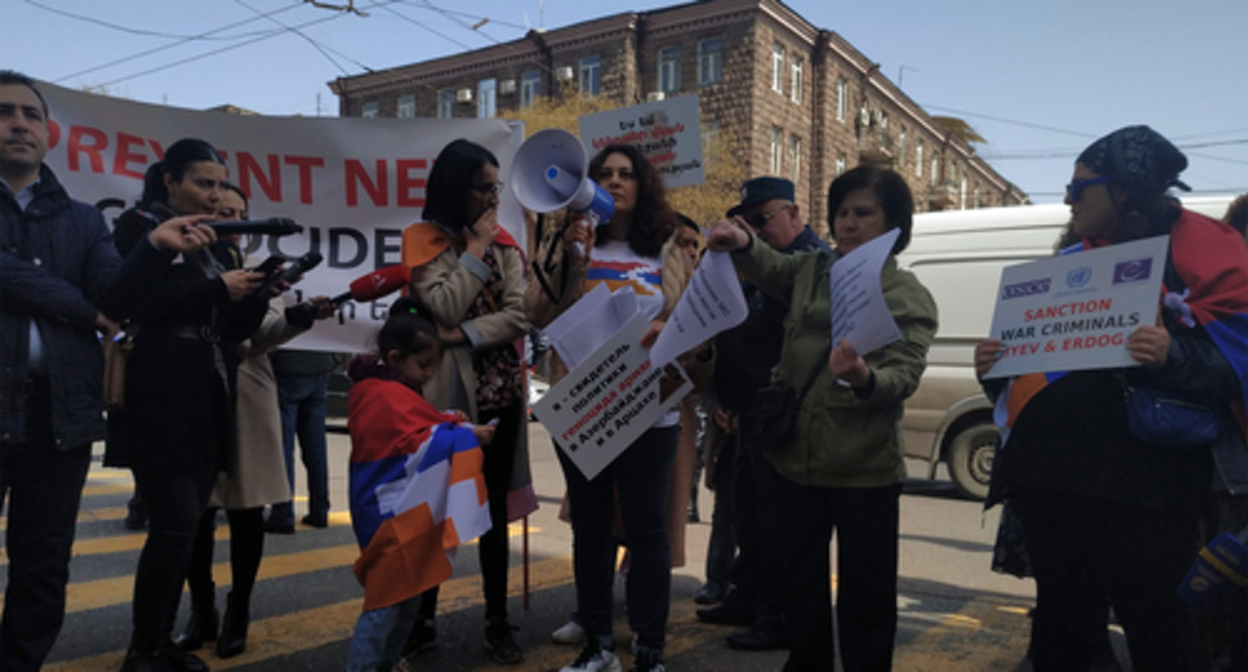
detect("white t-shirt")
[585,240,679,429]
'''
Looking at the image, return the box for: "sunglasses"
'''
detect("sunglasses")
[1065,176,1111,203]
[471,181,505,196]
[746,203,790,230]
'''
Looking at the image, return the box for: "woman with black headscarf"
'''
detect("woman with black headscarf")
[975,126,1248,672]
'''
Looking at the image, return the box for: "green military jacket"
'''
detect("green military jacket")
[732,232,938,488]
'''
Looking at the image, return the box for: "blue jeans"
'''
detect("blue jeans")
[557,424,677,654]
[271,372,330,525]
[346,596,421,672]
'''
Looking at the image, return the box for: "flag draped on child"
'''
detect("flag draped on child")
[348,377,492,610]
[997,210,1248,440]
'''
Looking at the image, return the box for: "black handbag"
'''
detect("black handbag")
[741,343,833,454]
[1125,384,1221,450]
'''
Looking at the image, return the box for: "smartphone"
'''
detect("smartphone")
[252,255,285,277]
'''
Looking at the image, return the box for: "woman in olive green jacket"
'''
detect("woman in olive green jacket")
[707,166,937,672]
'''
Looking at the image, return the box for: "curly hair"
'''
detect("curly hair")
[588,144,677,258]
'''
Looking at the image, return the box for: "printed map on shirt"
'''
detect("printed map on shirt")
[586,241,666,321]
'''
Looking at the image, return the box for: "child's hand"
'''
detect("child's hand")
[472,424,496,446]
[449,409,470,423]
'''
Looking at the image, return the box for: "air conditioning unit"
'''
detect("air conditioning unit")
[499,79,517,95]
[456,88,473,103]
[555,66,575,82]
[647,91,666,102]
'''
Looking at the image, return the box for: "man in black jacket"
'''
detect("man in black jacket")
[696,177,830,650]
[0,71,215,672]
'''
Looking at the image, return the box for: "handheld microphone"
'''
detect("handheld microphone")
[256,250,322,298]
[284,264,408,327]
[209,218,303,237]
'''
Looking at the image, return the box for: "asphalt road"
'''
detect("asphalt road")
[9,420,1136,671]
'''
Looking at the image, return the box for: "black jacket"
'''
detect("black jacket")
[104,206,267,473]
[1,165,174,449]
[712,226,830,414]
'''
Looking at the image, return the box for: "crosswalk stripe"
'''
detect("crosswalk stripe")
[43,556,575,672]
[80,482,133,497]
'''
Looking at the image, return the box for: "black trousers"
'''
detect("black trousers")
[130,466,217,652]
[776,479,901,672]
[186,506,266,606]
[1014,489,1208,672]
[418,400,522,623]
[0,377,92,672]
[729,426,788,627]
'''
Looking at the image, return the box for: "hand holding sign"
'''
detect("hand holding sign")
[649,251,748,367]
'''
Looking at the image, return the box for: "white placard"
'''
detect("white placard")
[532,313,693,481]
[578,95,704,189]
[650,251,748,367]
[830,229,902,355]
[541,285,639,371]
[981,235,1169,379]
[34,80,525,354]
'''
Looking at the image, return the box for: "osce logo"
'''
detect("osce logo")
[1002,277,1051,300]
[1112,258,1153,285]
[1066,267,1093,289]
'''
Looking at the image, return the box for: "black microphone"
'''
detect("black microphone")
[255,250,323,298]
[209,217,303,237]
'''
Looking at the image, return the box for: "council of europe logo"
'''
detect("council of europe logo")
[1066,267,1093,289]
[1002,277,1051,300]
[1112,258,1153,284]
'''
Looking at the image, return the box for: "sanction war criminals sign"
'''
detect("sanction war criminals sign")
[532,314,693,480]
[981,235,1169,379]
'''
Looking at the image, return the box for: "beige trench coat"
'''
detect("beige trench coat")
[411,241,534,521]
[209,298,307,510]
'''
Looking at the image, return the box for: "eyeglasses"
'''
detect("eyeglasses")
[1065,176,1111,203]
[746,203,790,230]
[471,181,505,196]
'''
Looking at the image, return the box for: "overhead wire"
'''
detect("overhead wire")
[234,0,352,76]
[23,0,284,41]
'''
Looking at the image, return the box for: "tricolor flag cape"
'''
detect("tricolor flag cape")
[997,210,1248,445]
[348,377,492,610]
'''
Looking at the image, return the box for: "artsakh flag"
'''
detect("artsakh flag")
[347,378,492,610]
[587,259,662,296]
[999,210,1248,438]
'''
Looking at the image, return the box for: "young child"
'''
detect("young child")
[345,297,496,672]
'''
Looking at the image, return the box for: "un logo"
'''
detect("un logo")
[1066,267,1092,289]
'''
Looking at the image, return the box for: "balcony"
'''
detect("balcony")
[927,181,958,210]
[858,130,894,167]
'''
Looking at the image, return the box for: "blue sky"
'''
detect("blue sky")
[4,0,1246,203]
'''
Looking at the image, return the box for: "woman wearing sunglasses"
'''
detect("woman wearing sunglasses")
[398,138,530,666]
[975,126,1248,671]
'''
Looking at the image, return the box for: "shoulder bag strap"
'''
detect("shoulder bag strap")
[796,341,834,401]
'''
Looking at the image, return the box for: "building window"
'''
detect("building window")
[973,185,981,208]
[521,70,541,108]
[397,94,415,119]
[477,79,497,118]
[698,38,722,85]
[836,153,846,176]
[771,43,785,93]
[790,56,803,104]
[659,47,681,93]
[361,101,379,118]
[788,135,801,183]
[897,126,906,167]
[960,177,968,210]
[769,126,783,174]
[579,55,601,95]
[915,140,924,177]
[702,120,720,152]
[437,89,455,119]
[930,155,939,184]
[836,77,848,122]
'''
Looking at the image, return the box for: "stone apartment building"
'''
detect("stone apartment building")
[328,0,1027,231]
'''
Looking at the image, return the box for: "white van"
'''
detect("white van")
[896,196,1236,499]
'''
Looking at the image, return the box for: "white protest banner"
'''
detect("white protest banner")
[981,235,1169,379]
[578,94,704,189]
[650,251,747,368]
[532,313,693,481]
[35,81,525,354]
[830,228,901,355]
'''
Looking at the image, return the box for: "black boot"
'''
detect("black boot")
[216,591,250,659]
[173,593,218,651]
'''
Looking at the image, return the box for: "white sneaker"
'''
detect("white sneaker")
[551,619,586,645]
[560,646,622,672]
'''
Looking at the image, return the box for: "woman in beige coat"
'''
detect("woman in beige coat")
[399,139,531,665]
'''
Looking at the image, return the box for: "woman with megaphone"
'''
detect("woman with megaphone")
[526,143,680,672]
[398,138,531,666]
